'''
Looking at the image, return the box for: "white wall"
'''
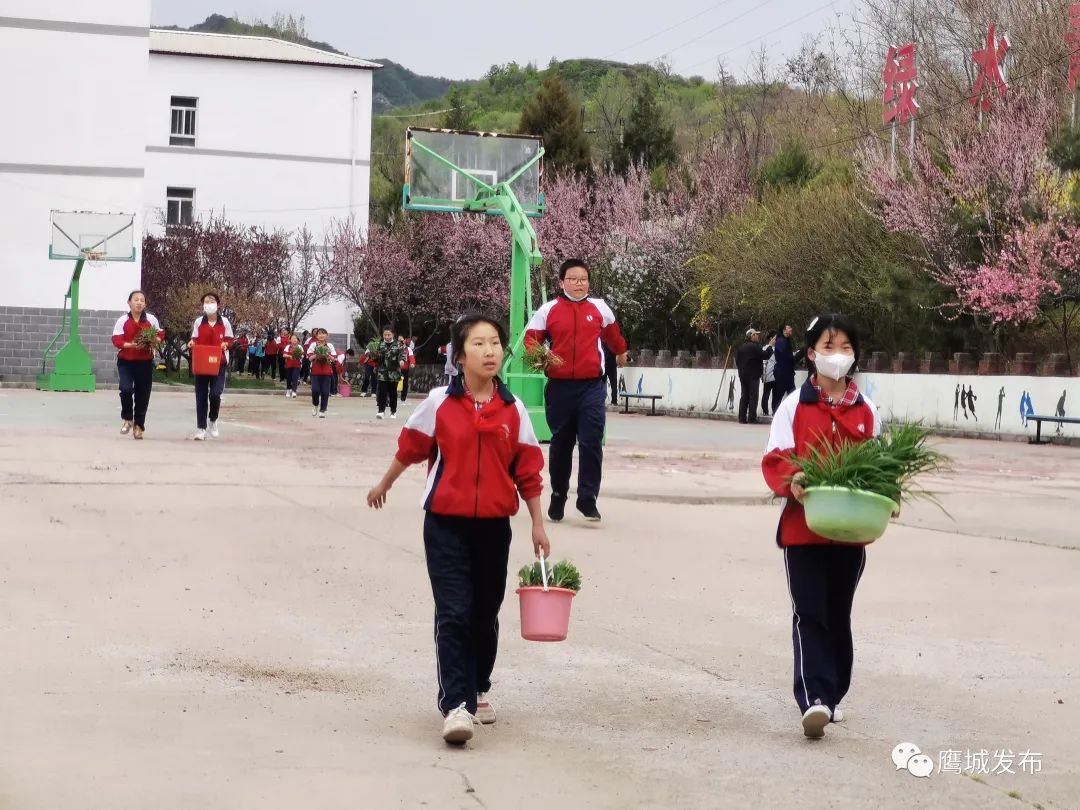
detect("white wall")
[0,3,148,310]
[144,54,373,334]
[621,367,1079,440]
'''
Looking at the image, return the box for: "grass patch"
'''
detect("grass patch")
[153,368,282,390]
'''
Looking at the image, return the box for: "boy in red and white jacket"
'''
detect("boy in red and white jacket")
[367,314,551,746]
[111,289,165,439]
[306,328,337,418]
[762,314,881,740]
[187,292,233,440]
[524,258,628,523]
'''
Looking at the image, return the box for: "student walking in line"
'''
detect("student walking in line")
[251,334,266,379]
[111,290,164,440]
[360,336,380,397]
[274,327,290,384]
[300,330,312,383]
[366,313,551,745]
[234,331,249,375]
[399,335,417,401]
[264,325,279,381]
[374,326,407,420]
[524,258,628,523]
[187,292,233,441]
[330,344,345,397]
[307,328,337,418]
[762,314,881,739]
[283,334,303,398]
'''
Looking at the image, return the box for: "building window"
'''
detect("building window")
[166,187,195,226]
[170,96,197,147]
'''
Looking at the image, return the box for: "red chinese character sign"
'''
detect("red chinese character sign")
[970,23,1010,113]
[1067,4,1080,94]
[882,43,920,125]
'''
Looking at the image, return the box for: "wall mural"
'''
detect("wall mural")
[619,367,1077,440]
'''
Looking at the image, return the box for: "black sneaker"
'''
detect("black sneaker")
[576,498,602,522]
[548,496,566,523]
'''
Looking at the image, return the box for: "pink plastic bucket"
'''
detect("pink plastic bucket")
[517,586,576,642]
[338,382,351,398]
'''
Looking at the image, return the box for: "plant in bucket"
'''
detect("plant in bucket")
[793,423,950,544]
[516,554,581,642]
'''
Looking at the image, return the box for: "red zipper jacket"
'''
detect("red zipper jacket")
[762,378,881,547]
[395,376,544,519]
[264,335,279,356]
[307,341,338,376]
[190,316,234,365]
[284,343,303,369]
[112,312,164,362]
[524,294,628,380]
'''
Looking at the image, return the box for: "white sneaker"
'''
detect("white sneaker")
[442,703,475,744]
[318,411,326,419]
[209,421,220,438]
[802,705,832,739]
[284,390,290,398]
[120,420,133,435]
[475,693,496,725]
[390,413,398,419]
[831,706,844,723]
[376,412,384,420]
[312,406,319,417]
[192,429,206,441]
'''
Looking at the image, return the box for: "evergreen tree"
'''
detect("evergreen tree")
[613,83,677,174]
[444,87,475,131]
[519,78,590,174]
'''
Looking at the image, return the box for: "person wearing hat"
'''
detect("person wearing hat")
[735,328,773,424]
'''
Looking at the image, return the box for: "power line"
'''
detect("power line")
[648,0,781,63]
[375,107,453,119]
[602,0,743,60]
[682,0,842,72]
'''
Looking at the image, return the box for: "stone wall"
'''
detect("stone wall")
[0,306,124,386]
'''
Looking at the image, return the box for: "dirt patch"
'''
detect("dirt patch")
[170,656,365,696]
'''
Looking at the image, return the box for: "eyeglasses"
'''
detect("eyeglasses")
[564,277,590,285]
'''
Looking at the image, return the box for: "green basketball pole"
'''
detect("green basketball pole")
[37,256,96,392]
[404,140,552,440]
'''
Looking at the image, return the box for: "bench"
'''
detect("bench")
[1028,414,1080,444]
[620,392,663,415]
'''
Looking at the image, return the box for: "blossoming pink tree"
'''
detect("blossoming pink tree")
[861,83,1080,360]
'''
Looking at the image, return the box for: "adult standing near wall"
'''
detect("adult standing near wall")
[735,328,771,425]
[111,290,165,440]
[525,258,628,523]
[772,324,797,413]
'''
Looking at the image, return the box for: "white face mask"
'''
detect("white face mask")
[814,352,855,381]
[203,303,218,316]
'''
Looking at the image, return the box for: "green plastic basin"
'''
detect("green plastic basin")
[802,486,900,544]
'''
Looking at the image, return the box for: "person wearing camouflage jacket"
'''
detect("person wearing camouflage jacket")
[374,326,406,418]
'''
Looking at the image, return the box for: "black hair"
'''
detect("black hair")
[804,313,861,372]
[345,348,355,356]
[766,330,778,340]
[128,289,145,303]
[382,325,395,335]
[202,291,220,305]
[559,258,589,280]
[314,327,328,336]
[451,313,508,367]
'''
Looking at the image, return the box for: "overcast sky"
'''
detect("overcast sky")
[150,0,857,81]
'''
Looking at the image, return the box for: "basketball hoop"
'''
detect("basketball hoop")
[82,248,107,269]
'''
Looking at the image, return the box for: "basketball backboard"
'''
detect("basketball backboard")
[50,211,136,261]
[403,128,544,217]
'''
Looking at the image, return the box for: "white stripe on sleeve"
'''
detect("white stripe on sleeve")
[765,389,800,454]
[526,299,556,331]
[191,318,201,339]
[222,317,234,339]
[405,387,449,437]
[864,395,883,437]
[147,313,161,329]
[514,399,541,447]
[593,297,617,327]
[112,315,128,336]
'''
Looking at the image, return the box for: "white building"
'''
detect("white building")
[145,30,377,338]
[0,3,376,384]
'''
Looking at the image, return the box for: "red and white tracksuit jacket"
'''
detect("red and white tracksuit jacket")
[190,316,234,364]
[112,312,164,362]
[762,378,881,547]
[284,344,303,370]
[395,376,544,519]
[524,294,628,380]
[307,342,338,375]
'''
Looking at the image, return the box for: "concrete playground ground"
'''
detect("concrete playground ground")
[0,386,1077,810]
